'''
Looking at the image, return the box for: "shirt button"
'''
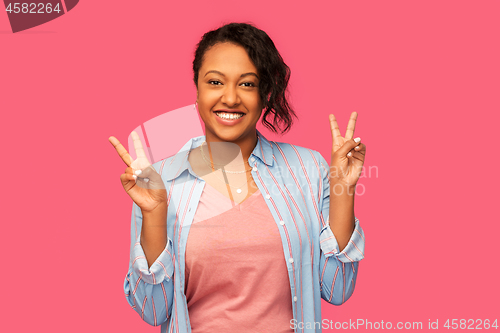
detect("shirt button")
[279,220,285,225]
[293,296,298,302]
[289,258,294,263]
[265,194,271,200]
[252,166,258,172]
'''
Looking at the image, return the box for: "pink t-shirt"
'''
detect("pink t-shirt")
[184,183,294,333]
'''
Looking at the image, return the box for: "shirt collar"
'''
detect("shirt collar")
[163,129,274,181]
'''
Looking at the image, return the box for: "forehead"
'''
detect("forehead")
[200,42,258,74]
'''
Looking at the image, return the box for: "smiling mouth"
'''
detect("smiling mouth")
[214,111,245,120]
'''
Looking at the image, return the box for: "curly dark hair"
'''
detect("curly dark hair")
[193,22,297,135]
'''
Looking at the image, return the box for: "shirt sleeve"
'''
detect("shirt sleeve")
[123,202,174,326]
[316,152,366,305]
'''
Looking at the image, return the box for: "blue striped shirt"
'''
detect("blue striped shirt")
[124,129,365,333]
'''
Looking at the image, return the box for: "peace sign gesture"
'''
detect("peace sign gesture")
[329,112,366,187]
[108,131,166,213]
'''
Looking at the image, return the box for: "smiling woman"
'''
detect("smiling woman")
[192,23,296,137]
[110,22,367,333]
[197,42,264,143]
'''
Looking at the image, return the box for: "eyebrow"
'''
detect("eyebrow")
[204,70,259,79]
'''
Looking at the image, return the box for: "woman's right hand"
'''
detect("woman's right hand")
[109,131,167,213]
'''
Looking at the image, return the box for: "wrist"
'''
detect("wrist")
[142,202,168,226]
[142,201,167,213]
[329,179,356,196]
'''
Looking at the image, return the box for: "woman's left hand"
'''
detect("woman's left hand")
[329,112,366,187]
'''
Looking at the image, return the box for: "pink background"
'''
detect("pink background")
[1,0,499,331]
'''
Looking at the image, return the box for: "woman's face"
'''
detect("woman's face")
[196,42,263,142]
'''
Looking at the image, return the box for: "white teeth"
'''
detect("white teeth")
[215,112,244,120]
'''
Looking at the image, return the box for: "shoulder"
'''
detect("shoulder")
[268,141,329,179]
[149,155,182,185]
[150,156,175,174]
[269,140,326,165]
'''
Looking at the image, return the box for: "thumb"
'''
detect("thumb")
[134,165,166,190]
[336,137,361,158]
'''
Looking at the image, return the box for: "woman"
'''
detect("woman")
[109,22,366,333]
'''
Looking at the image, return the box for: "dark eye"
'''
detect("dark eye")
[241,82,256,87]
[209,80,222,85]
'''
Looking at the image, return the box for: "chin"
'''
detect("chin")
[213,129,244,142]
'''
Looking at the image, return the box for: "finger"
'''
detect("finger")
[120,172,137,188]
[126,166,143,182]
[354,142,366,155]
[345,112,358,140]
[109,136,133,167]
[347,150,364,161]
[134,165,166,190]
[329,114,342,147]
[131,131,150,163]
[338,138,362,157]
[125,166,137,175]
[136,164,157,178]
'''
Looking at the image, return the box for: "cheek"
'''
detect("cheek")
[247,92,263,108]
[198,89,220,106]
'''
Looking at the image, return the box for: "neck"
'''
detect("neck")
[204,130,258,168]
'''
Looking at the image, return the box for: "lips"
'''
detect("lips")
[213,110,246,125]
[213,109,246,114]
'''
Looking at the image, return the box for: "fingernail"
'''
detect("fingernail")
[135,170,142,175]
[347,152,352,157]
[354,137,361,143]
[132,175,137,180]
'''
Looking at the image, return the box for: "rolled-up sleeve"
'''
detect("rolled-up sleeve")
[123,202,174,326]
[319,218,365,262]
[316,152,366,305]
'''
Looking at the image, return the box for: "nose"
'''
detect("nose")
[221,85,240,107]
